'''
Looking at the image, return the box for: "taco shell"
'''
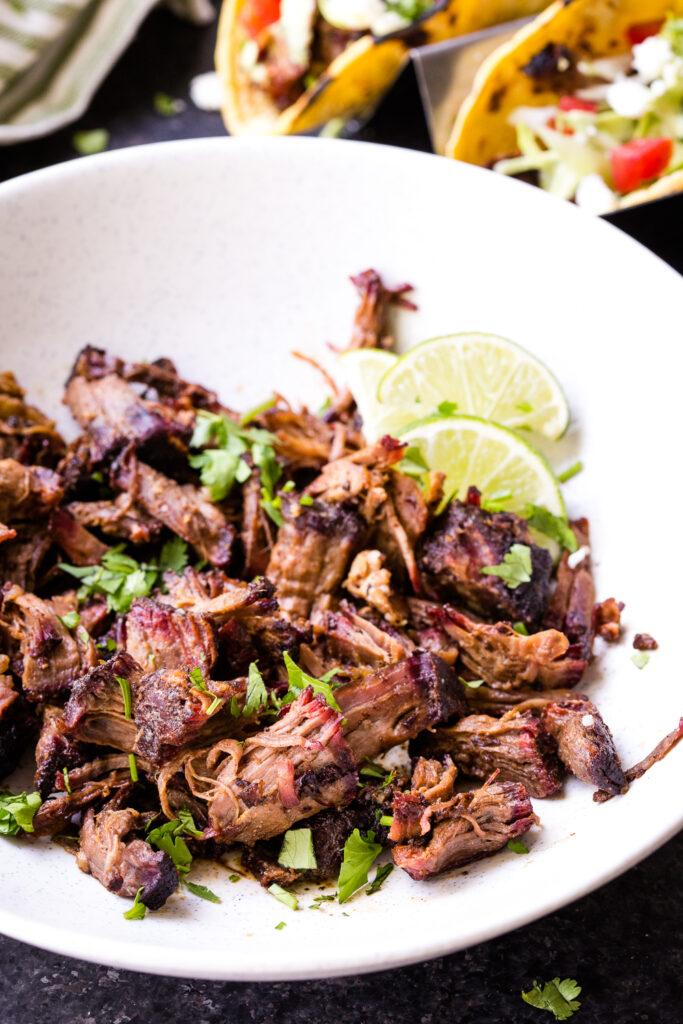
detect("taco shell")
[216,0,552,136]
[446,0,683,207]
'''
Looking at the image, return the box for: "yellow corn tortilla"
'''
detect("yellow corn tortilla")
[216,0,552,136]
[447,0,683,207]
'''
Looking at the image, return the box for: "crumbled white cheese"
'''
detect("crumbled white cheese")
[632,36,673,82]
[649,78,668,98]
[606,78,652,118]
[574,175,617,215]
[190,71,225,110]
[278,0,317,67]
[661,56,683,90]
[581,714,595,728]
[567,544,591,568]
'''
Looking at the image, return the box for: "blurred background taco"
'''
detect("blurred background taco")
[447,0,683,212]
[215,0,552,135]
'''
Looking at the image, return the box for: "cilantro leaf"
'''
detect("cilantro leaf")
[632,651,649,670]
[0,791,42,835]
[243,662,269,717]
[299,494,314,507]
[513,621,529,635]
[62,768,72,795]
[337,829,382,903]
[507,839,529,854]
[59,544,169,614]
[436,400,458,415]
[147,819,193,873]
[278,828,317,870]
[128,753,139,782]
[153,92,185,117]
[283,653,342,714]
[275,920,287,930]
[178,806,203,838]
[480,544,532,590]
[458,676,484,689]
[521,978,582,1020]
[366,862,393,894]
[57,611,80,630]
[400,445,430,478]
[116,676,133,719]
[524,505,577,553]
[557,461,583,484]
[240,396,277,425]
[184,880,221,903]
[123,887,147,920]
[359,759,386,779]
[268,883,298,910]
[159,536,189,574]
[73,129,109,156]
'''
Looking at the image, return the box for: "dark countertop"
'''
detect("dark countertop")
[1,5,681,1022]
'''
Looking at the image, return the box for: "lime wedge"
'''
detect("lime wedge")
[399,414,565,517]
[377,333,570,440]
[338,349,416,440]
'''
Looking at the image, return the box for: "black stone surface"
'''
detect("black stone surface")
[0,4,681,1020]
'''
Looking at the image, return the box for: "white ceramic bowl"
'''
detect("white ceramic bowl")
[0,137,681,980]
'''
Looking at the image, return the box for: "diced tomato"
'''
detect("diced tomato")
[558,96,598,113]
[546,116,573,135]
[240,0,281,39]
[610,137,673,193]
[626,20,664,46]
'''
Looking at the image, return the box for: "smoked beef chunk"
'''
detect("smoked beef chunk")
[433,605,587,690]
[34,705,88,799]
[593,598,623,642]
[64,651,142,750]
[132,667,221,765]
[391,758,536,880]
[419,500,552,628]
[182,687,358,844]
[541,699,627,796]
[337,651,468,762]
[544,519,595,661]
[413,710,564,798]
[77,794,178,909]
[119,597,217,675]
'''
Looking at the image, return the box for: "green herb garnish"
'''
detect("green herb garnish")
[268,883,298,911]
[62,768,72,795]
[73,129,109,156]
[400,445,430,478]
[458,676,484,689]
[480,544,532,589]
[0,791,41,835]
[513,622,529,635]
[278,828,317,870]
[275,921,287,930]
[243,661,269,717]
[184,880,221,903]
[123,887,147,920]
[524,505,577,553]
[116,676,133,719]
[299,495,314,506]
[283,653,342,714]
[337,829,382,903]
[57,611,80,630]
[128,753,139,783]
[366,862,393,894]
[557,461,583,484]
[521,978,582,1020]
[632,652,649,670]
[507,839,529,854]
[153,92,185,117]
[240,396,277,425]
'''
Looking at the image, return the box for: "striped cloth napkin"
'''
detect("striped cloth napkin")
[0,0,214,144]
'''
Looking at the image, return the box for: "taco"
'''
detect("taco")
[447,0,683,212]
[215,0,552,136]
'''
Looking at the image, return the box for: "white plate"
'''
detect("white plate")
[0,138,681,981]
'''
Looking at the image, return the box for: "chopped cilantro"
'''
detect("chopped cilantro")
[59,540,187,615]
[153,92,185,117]
[57,611,80,630]
[378,815,393,827]
[188,410,281,521]
[116,676,133,719]
[123,887,147,920]
[188,666,223,715]
[178,806,203,838]
[243,661,269,717]
[268,883,298,911]
[483,489,514,511]
[521,978,582,1020]
[366,862,393,894]
[240,396,277,425]
[632,651,649,670]
[299,494,314,506]
[309,894,336,908]
[480,544,532,589]
[0,791,41,835]
[359,759,386,779]
[337,829,382,903]
[557,461,583,484]
[283,653,342,714]
[229,874,240,883]
[458,676,484,689]
[97,637,117,654]
[513,622,529,635]
[507,839,529,854]
[128,753,139,783]
[275,921,287,930]
[184,880,221,903]
[400,445,430,478]
[436,400,458,415]
[281,480,296,492]
[73,129,109,156]
[386,0,433,20]
[278,827,317,870]
[62,768,72,795]
[524,505,577,553]
[147,815,196,873]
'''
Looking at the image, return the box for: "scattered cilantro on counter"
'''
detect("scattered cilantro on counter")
[521,978,582,1020]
